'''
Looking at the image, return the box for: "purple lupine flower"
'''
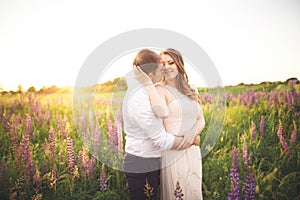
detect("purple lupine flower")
[107,119,119,148]
[260,116,264,138]
[10,120,19,157]
[244,167,256,200]
[279,90,286,104]
[93,124,101,154]
[250,121,256,141]
[247,89,255,107]
[174,180,184,200]
[48,126,56,165]
[20,127,34,183]
[57,114,68,138]
[290,121,297,145]
[287,92,294,112]
[86,156,96,180]
[45,110,50,126]
[66,137,75,175]
[289,81,297,101]
[277,121,291,158]
[99,164,107,191]
[113,119,122,148]
[227,147,241,200]
[24,114,32,138]
[38,112,43,127]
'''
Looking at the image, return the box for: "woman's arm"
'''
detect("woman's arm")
[133,65,169,118]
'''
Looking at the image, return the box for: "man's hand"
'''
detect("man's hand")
[193,135,200,146]
[178,121,200,148]
[173,136,193,150]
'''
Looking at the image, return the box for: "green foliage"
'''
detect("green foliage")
[92,191,120,200]
[0,82,299,199]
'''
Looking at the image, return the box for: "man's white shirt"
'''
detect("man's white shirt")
[122,72,175,158]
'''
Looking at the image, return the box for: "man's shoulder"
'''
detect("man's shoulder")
[124,87,149,107]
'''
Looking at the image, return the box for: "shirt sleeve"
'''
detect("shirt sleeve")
[131,94,175,150]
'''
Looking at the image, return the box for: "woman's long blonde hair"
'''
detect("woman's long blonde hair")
[160,48,201,104]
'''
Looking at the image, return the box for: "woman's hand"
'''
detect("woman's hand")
[133,65,152,86]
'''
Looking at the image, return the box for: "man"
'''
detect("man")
[122,49,199,200]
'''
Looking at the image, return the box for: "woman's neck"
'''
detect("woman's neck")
[165,79,178,89]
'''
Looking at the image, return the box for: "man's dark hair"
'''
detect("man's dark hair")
[133,49,160,75]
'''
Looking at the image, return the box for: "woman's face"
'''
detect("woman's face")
[160,54,179,81]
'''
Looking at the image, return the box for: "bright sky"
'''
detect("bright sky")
[0,0,299,91]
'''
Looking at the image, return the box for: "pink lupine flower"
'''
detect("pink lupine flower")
[24,114,32,138]
[20,127,34,183]
[86,156,96,180]
[273,90,279,106]
[277,121,291,158]
[93,124,101,154]
[287,92,294,112]
[99,164,107,191]
[250,121,256,141]
[48,126,56,165]
[289,81,297,101]
[66,137,75,175]
[112,120,122,147]
[290,121,297,145]
[260,115,264,138]
[10,121,19,157]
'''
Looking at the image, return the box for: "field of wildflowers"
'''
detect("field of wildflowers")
[0,82,299,200]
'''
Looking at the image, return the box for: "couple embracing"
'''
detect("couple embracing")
[122,48,205,200]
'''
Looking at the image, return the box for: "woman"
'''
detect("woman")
[134,48,205,199]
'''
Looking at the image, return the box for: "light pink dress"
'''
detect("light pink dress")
[160,85,203,200]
